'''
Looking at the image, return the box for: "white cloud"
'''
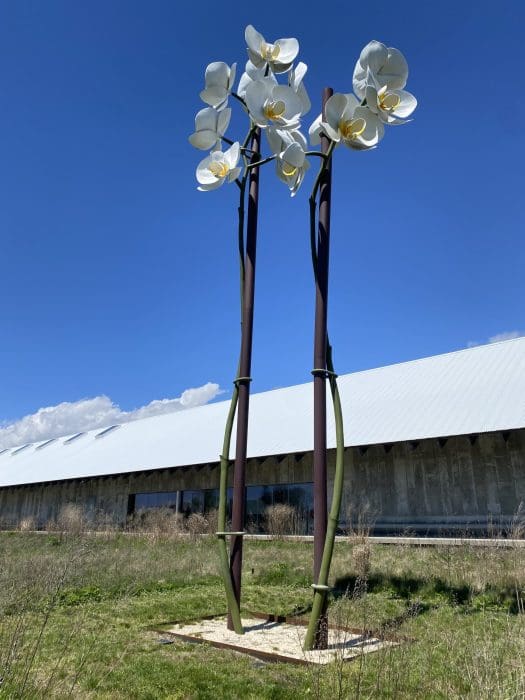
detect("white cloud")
[467,330,523,348]
[0,382,223,450]
[488,330,522,344]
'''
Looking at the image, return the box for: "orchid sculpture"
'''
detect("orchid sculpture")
[189,28,417,650]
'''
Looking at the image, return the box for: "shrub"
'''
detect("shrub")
[265,504,297,538]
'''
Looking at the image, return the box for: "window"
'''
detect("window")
[36,438,56,450]
[95,425,120,439]
[246,483,313,534]
[129,483,312,533]
[11,444,31,456]
[135,491,179,511]
[64,432,85,445]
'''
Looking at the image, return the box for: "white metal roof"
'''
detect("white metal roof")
[1,338,524,488]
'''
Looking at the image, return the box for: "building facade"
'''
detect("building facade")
[1,338,525,535]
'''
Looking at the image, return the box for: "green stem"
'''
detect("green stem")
[241,125,257,170]
[303,141,345,651]
[305,150,330,159]
[303,342,345,650]
[217,384,243,634]
[247,155,275,169]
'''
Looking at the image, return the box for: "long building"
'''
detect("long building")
[1,337,525,534]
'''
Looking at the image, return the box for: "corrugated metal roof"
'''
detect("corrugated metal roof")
[1,338,524,488]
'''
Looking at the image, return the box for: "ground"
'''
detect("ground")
[1,531,525,698]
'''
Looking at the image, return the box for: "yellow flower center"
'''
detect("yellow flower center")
[282,164,298,177]
[263,100,286,122]
[339,118,366,141]
[378,86,401,112]
[260,42,280,61]
[208,161,229,178]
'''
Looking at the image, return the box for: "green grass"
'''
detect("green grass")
[1,532,525,698]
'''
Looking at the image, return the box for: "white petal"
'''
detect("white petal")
[297,83,311,116]
[290,61,307,91]
[274,37,299,64]
[325,93,347,131]
[282,141,305,168]
[227,167,241,182]
[291,164,309,196]
[194,107,218,132]
[217,107,231,136]
[353,59,367,100]
[266,127,284,154]
[196,156,217,184]
[271,59,294,74]
[198,178,224,191]
[341,93,360,121]
[209,149,225,161]
[290,129,308,151]
[272,85,303,120]
[279,116,302,131]
[365,83,379,114]
[189,129,220,150]
[358,40,388,74]
[237,72,252,99]
[247,48,265,68]
[321,121,340,142]
[205,62,229,89]
[276,160,290,186]
[245,25,264,55]
[352,107,384,148]
[228,63,237,90]
[224,141,240,168]
[245,60,264,79]
[245,78,274,124]
[200,86,228,109]
[391,89,417,118]
[309,114,323,145]
[380,48,408,89]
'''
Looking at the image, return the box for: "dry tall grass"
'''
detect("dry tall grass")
[265,504,307,538]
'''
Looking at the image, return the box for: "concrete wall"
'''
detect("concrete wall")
[1,428,524,534]
[340,429,525,533]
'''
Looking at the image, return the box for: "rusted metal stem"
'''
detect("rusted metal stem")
[228,127,261,630]
[311,87,333,649]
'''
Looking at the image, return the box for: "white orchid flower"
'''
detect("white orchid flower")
[266,126,308,156]
[309,93,384,150]
[365,70,417,124]
[200,62,237,111]
[189,107,231,150]
[353,40,409,100]
[237,60,268,100]
[289,62,311,116]
[245,25,299,74]
[266,130,309,196]
[196,142,241,191]
[245,78,303,130]
[276,142,309,196]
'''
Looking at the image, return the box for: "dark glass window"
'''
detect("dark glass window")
[130,483,313,533]
[204,488,219,512]
[180,490,204,516]
[135,491,179,511]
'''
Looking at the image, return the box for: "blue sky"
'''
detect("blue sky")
[0,0,524,430]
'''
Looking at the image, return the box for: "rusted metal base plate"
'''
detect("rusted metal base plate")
[164,615,395,665]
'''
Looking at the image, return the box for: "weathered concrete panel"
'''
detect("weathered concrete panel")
[1,429,524,534]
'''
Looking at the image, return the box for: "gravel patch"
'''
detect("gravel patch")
[168,616,394,665]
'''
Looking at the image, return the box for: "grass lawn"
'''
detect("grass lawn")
[1,531,525,698]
